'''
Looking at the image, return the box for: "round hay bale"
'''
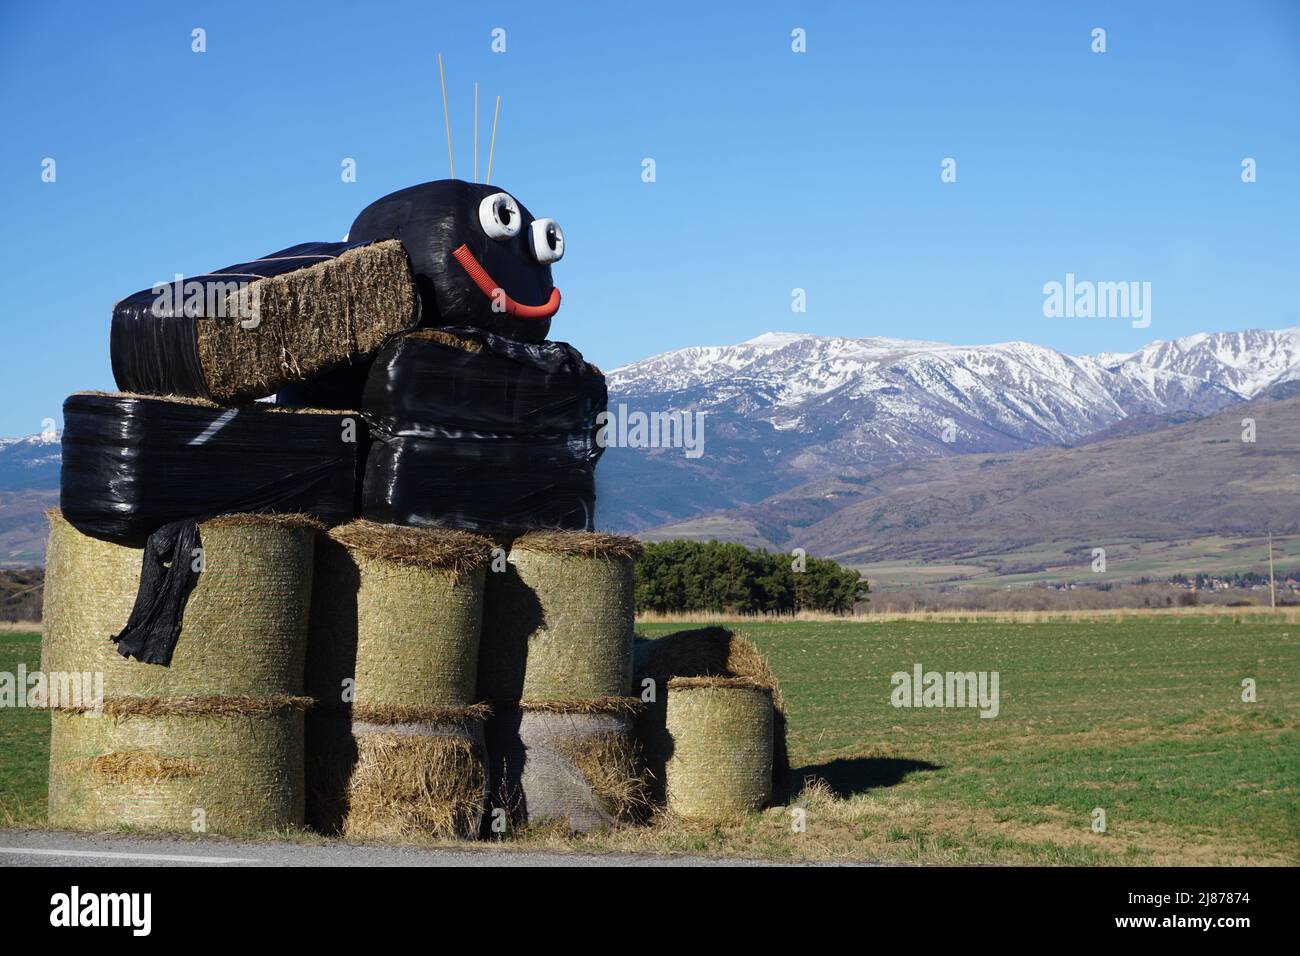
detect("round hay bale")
[477,532,641,703]
[485,698,647,834]
[40,510,319,698]
[659,677,774,821]
[47,695,310,834]
[305,704,489,840]
[305,520,491,710]
[634,626,790,796]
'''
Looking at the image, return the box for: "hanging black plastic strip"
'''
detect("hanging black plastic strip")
[59,392,362,540]
[111,519,202,666]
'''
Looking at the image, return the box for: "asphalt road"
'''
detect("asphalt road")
[0,828,838,867]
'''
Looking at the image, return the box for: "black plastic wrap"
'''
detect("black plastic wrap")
[362,430,598,533]
[60,392,363,539]
[110,239,406,400]
[275,361,372,410]
[361,327,606,433]
[349,180,556,343]
[356,326,607,533]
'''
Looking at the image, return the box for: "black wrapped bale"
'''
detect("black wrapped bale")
[59,392,362,539]
[362,432,599,534]
[362,328,606,433]
[359,329,606,534]
[111,240,419,403]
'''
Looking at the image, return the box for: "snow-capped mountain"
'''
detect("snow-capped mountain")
[607,329,1266,452]
[0,431,61,492]
[599,326,1299,530]
[1105,327,1300,397]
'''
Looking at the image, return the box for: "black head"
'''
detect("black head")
[348,180,563,343]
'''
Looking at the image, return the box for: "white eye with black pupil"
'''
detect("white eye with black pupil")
[478,192,522,240]
[529,218,564,263]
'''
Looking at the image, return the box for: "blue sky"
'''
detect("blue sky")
[1,1,1297,434]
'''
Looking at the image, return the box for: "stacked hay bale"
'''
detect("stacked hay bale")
[304,520,493,839]
[478,532,648,832]
[42,511,319,834]
[634,627,786,820]
[111,239,419,402]
[44,237,418,836]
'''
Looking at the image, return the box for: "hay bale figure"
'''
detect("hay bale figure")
[477,532,640,703]
[634,626,790,798]
[47,695,311,834]
[305,704,489,840]
[659,678,774,821]
[41,511,320,699]
[485,698,647,834]
[306,520,491,710]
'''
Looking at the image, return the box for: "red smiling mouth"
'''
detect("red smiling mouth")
[451,243,561,320]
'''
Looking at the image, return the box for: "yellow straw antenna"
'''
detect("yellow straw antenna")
[437,53,455,178]
[474,82,479,182]
[486,94,501,185]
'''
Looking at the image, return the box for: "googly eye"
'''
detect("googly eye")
[478,192,522,240]
[529,218,564,264]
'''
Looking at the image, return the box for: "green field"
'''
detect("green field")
[2,617,1297,863]
[0,632,48,826]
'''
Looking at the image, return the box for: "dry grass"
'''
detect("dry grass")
[336,731,485,840]
[83,751,206,783]
[516,697,642,716]
[343,702,493,725]
[200,512,325,532]
[328,519,492,572]
[638,606,1300,625]
[666,675,772,691]
[54,695,315,718]
[407,329,487,352]
[552,732,652,822]
[513,531,644,559]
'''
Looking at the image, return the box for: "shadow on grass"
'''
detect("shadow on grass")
[791,757,941,798]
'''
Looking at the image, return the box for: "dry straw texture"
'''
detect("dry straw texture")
[41,510,318,698]
[306,712,487,840]
[634,626,790,793]
[486,701,648,833]
[661,680,773,821]
[48,704,306,834]
[196,240,418,403]
[477,532,639,703]
[306,521,490,710]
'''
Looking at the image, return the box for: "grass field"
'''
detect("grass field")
[856,533,1300,590]
[2,615,1296,864]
